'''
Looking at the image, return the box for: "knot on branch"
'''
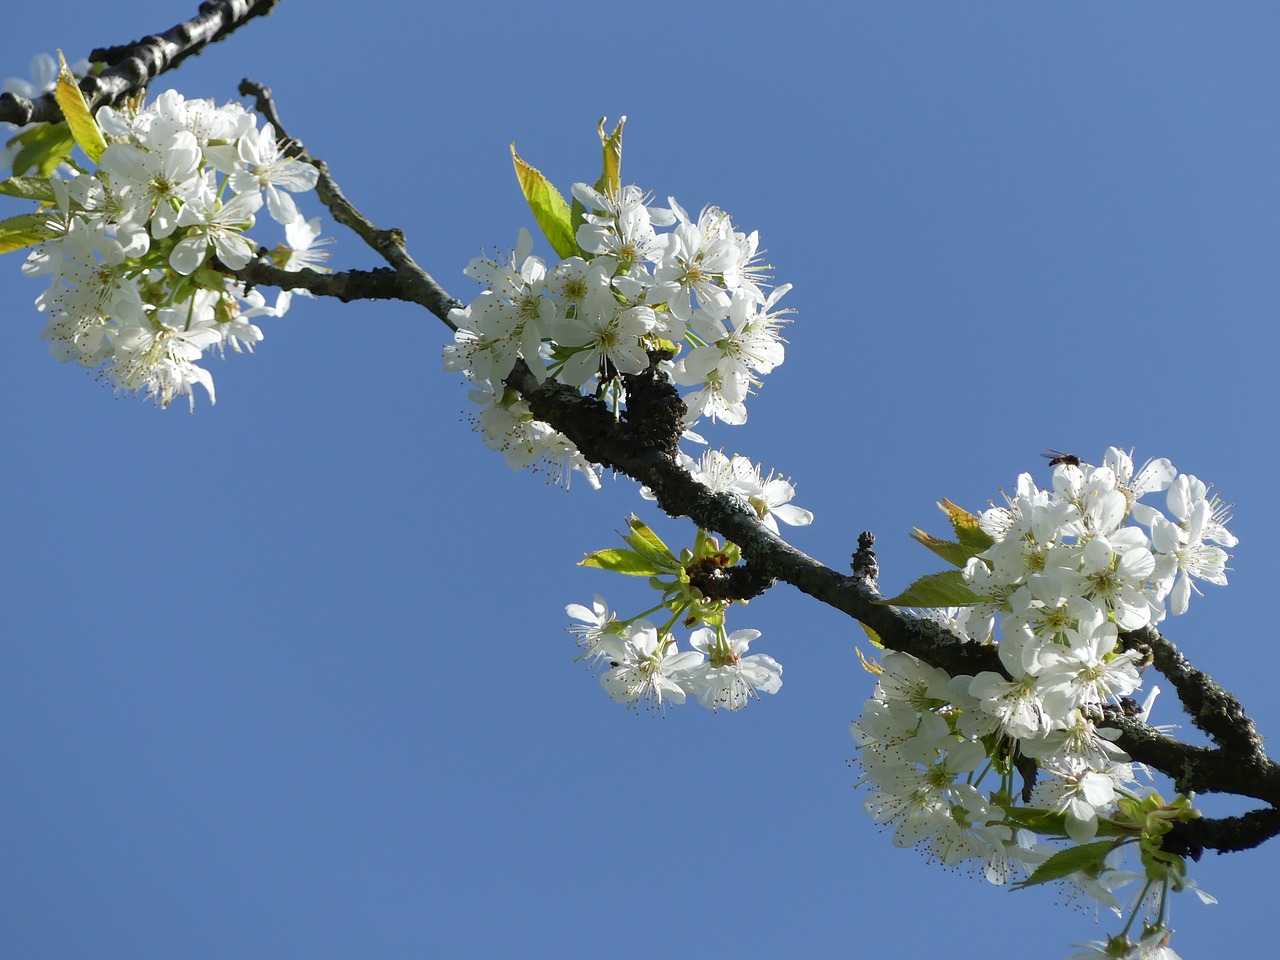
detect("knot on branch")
[850,531,879,591]
[518,355,687,484]
[619,360,685,459]
[687,561,775,603]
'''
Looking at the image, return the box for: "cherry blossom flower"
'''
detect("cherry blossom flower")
[227,122,319,224]
[684,627,782,711]
[597,621,704,710]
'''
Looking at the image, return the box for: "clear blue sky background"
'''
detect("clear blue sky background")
[1,2,1277,958]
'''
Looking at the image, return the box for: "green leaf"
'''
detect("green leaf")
[0,176,57,203]
[0,212,55,254]
[859,622,885,649]
[1012,840,1118,890]
[620,515,680,572]
[909,528,978,569]
[9,123,75,177]
[909,501,993,569]
[510,143,577,259]
[941,498,995,551]
[569,193,588,254]
[878,569,981,608]
[1001,806,1071,836]
[1001,805,1127,840]
[54,50,106,164]
[594,116,624,197]
[623,515,669,553]
[578,548,664,577]
[192,266,229,290]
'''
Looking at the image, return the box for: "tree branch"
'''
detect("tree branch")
[1165,807,1280,859]
[503,357,1004,678]
[231,260,445,311]
[1104,711,1280,807]
[236,79,462,330]
[1122,625,1266,759]
[505,357,1280,853]
[0,0,282,126]
[687,561,776,604]
[171,67,1280,859]
[225,171,1280,852]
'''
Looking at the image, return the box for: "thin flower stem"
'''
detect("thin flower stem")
[658,608,686,639]
[632,603,669,623]
[1155,878,1170,929]
[1120,878,1155,939]
[970,758,995,790]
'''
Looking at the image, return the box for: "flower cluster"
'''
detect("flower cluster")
[6,69,326,409]
[566,449,811,713]
[445,171,790,483]
[851,448,1234,957]
[569,597,783,713]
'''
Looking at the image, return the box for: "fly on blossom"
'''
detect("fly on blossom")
[1043,449,1083,467]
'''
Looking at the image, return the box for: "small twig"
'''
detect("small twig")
[237,79,461,330]
[231,258,443,311]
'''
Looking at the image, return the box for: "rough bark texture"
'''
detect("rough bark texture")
[0,1,283,126]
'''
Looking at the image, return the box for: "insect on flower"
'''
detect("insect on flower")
[1042,449,1082,467]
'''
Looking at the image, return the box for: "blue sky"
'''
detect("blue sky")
[2,2,1278,957]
